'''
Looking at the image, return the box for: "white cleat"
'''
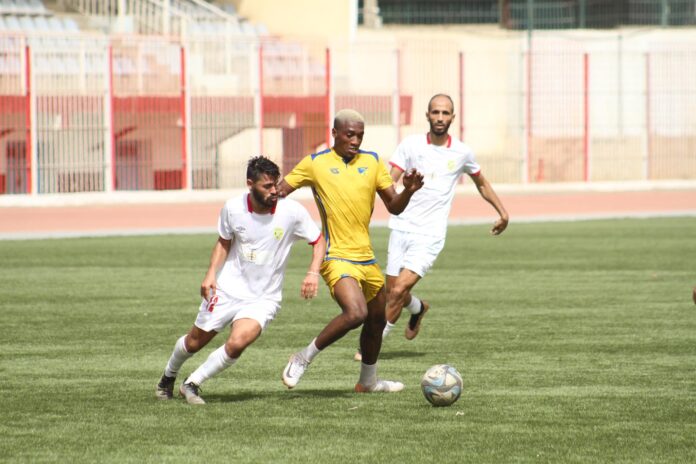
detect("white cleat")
[179,380,205,405]
[282,353,309,389]
[354,379,404,393]
[353,350,362,362]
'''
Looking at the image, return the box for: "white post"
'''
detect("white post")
[391,47,400,146]
[104,46,113,192]
[183,44,192,190]
[327,45,335,142]
[162,0,170,35]
[28,46,38,195]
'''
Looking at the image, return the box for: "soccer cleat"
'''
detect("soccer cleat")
[155,374,176,400]
[353,349,362,362]
[282,353,309,389]
[179,379,205,405]
[354,379,405,393]
[405,300,430,340]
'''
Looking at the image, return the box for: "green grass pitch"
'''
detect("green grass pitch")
[1,218,695,463]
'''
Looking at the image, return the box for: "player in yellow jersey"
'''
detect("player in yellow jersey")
[279,109,424,392]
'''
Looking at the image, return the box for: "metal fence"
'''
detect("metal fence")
[361,1,696,28]
[2,28,696,195]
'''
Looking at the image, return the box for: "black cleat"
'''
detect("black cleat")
[156,374,176,400]
[405,300,430,340]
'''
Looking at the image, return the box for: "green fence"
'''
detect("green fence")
[359,1,696,28]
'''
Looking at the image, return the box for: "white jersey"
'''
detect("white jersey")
[216,194,321,303]
[388,133,481,239]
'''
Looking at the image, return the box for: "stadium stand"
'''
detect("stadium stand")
[2,0,695,195]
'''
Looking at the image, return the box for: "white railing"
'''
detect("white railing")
[63,0,239,37]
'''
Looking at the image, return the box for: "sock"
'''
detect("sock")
[299,338,321,362]
[382,322,395,338]
[405,295,422,315]
[358,362,377,386]
[187,345,237,386]
[164,335,193,378]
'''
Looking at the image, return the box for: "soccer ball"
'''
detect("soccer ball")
[420,364,463,407]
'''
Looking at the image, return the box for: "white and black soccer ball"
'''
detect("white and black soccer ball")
[420,364,463,407]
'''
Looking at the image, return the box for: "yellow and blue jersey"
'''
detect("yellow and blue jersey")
[284,148,393,263]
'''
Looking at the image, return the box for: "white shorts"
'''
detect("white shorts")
[386,229,445,278]
[193,288,279,333]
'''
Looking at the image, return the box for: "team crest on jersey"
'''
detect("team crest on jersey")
[357,167,368,174]
[273,227,284,240]
[330,168,340,174]
[447,160,456,171]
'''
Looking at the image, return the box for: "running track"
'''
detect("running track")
[1,183,695,239]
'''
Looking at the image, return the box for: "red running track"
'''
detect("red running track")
[1,188,695,239]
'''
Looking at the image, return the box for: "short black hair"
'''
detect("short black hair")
[428,94,455,112]
[247,156,280,182]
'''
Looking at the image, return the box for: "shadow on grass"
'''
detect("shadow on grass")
[203,388,354,403]
[378,350,426,360]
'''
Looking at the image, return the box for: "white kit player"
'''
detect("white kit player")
[156,156,325,404]
[356,94,509,360]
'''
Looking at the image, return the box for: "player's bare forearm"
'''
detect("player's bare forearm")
[301,234,326,299]
[200,237,231,299]
[387,189,416,215]
[277,179,296,198]
[379,169,424,215]
[473,174,509,235]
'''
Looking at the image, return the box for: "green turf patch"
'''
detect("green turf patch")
[1,218,695,463]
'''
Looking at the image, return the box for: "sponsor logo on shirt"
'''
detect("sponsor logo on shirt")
[357,167,368,174]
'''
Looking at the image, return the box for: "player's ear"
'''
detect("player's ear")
[246,178,253,189]
[331,127,337,138]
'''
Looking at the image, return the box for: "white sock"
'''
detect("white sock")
[187,345,237,386]
[382,322,395,338]
[164,335,193,378]
[405,295,422,315]
[299,338,321,362]
[358,362,377,386]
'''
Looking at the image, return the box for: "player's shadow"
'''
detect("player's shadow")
[378,350,425,360]
[204,388,354,403]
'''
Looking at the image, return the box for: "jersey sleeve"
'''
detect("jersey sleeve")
[291,201,321,244]
[463,148,481,176]
[283,155,314,189]
[389,141,407,172]
[217,203,233,240]
[377,158,394,191]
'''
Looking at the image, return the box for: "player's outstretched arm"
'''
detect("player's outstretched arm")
[471,173,509,235]
[200,237,232,300]
[300,234,326,299]
[378,168,424,215]
[277,179,296,198]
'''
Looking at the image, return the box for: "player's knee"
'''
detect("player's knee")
[388,283,409,306]
[343,306,368,328]
[224,340,244,358]
[184,335,204,353]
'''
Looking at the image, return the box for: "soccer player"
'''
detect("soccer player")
[155,156,325,404]
[279,109,424,393]
[355,94,508,361]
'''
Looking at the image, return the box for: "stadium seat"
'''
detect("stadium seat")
[47,16,63,31]
[255,22,269,36]
[62,17,79,32]
[4,15,22,31]
[18,15,36,31]
[239,21,256,36]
